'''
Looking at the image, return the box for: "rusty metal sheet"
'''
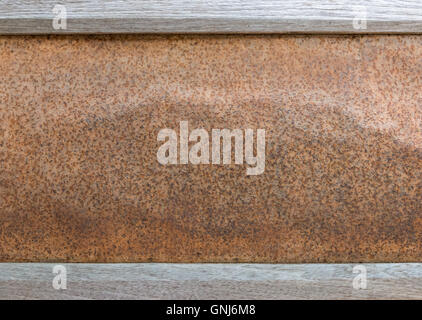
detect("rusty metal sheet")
[0,35,421,262]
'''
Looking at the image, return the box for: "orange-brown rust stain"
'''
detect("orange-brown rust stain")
[0,35,421,262]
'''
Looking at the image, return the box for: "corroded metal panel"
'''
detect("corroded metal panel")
[0,35,421,262]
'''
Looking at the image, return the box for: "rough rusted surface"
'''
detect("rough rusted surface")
[0,35,421,262]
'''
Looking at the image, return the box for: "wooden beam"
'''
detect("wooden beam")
[0,0,422,34]
[1,263,422,299]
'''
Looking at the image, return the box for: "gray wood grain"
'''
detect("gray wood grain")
[0,1,422,34]
[1,263,422,299]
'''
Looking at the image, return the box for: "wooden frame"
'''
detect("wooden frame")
[1,263,422,299]
[0,0,422,34]
[2,1,422,300]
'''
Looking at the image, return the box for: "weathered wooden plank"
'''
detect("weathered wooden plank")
[1,263,422,299]
[0,0,422,34]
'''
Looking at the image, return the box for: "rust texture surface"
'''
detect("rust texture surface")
[0,35,421,263]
